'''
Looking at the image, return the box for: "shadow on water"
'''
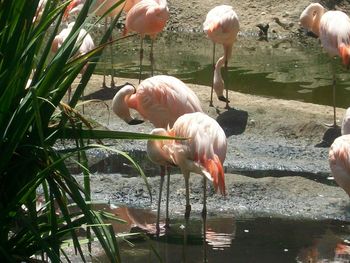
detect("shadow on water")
[89,204,350,263]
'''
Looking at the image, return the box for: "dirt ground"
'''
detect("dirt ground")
[67,0,350,222]
[166,0,350,35]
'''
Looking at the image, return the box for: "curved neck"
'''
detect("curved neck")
[213,45,232,97]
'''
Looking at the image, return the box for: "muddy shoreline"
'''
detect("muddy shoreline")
[63,74,350,223]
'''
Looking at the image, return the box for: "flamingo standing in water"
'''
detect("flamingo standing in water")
[203,5,240,108]
[299,3,350,127]
[147,112,227,219]
[112,75,203,230]
[124,0,169,83]
[64,0,140,88]
[51,22,95,102]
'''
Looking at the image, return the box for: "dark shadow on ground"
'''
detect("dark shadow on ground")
[83,83,131,101]
[315,125,341,148]
[216,107,248,138]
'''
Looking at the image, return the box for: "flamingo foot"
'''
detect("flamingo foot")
[218,95,230,103]
[209,101,214,107]
[184,205,191,219]
[101,81,108,89]
[323,122,339,128]
[165,217,170,229]
[201,209,207,219]
[110,79,116,89]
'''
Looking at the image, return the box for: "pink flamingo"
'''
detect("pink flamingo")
[147,111,227,219]
[51,22,95,101]
[112,75,203,229]
[329,134,350,196]
[64,0,140,88]
[300,3,350,127]
[341,107,350,135]
[203,5,240,109]
[124,0,169,83]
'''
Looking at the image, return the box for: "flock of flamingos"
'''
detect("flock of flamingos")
[47,0,350,231]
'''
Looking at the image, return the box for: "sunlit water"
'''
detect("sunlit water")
[94,31,350,108]
[91,205,350,263]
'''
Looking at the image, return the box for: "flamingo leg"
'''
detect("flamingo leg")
[165,166,170,228]
[110,18,116,88]
[202,211,208,262]
[201,176,207,218]
[332,73,337,127]
[138,36,144,84]
[67,86,72,103]
[224,59,230,109]
[210,43,216,107]
[324,60,339,128]
[156,165,165,235]
[184,173,191,219]
[101,18,108,88]
[150,39,154,77]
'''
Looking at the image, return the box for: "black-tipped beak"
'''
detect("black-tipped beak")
[218,96,230,103]
[128,119,144,125]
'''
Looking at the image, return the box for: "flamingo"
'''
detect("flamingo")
[342,107,350,135]
[203,5,240,109]
[124,0,169,83]
[51,22,95,101]
[112,75,203,230]
[147,112,227,219]
[299,3,350,127]
[329,134,350,196]
[64,0,140,88]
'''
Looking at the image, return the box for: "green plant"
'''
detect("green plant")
[0,0,166,261]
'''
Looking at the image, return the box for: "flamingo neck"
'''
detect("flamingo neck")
[213,45,232,98]
[112,85,135,123]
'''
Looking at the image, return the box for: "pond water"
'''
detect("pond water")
[93,205,350,263]
[94,31,350,108]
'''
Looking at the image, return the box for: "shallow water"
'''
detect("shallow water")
[92,205,350,263]
[94,31,350,108]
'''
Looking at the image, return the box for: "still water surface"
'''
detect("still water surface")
[93,205,350,263]
[94,32,350,108]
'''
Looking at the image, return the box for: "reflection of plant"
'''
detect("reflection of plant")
[0,0,155,261]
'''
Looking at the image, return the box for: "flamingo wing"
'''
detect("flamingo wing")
[134,75,203,127]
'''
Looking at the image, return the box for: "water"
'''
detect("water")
[94,31,350,108]
[92,205,350,263]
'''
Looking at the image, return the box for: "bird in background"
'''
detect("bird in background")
[64,0,140,88]
[299,3,350,127]
[112,75,203,231]
[147,112,227,219]
[203,5,240,109]
[51,22,95,101]
[124,0,169,83]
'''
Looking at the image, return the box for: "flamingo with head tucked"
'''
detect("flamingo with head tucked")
[112,75,203,230]
[147,112,227,219]
[124,0,169,83]
[300,3,350,127]
[203,5,240,109]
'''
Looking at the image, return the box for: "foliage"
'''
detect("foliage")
[0,0,163,261]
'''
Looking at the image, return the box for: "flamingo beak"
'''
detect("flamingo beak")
[128,119,144,125]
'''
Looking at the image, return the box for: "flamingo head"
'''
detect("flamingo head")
[339,43,350,69]
[64,0,83,20]
[112,83,144,125]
